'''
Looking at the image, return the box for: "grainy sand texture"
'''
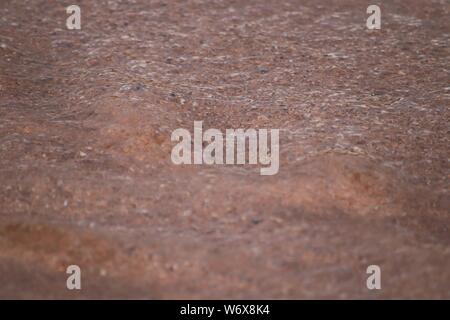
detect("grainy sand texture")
[0,0,449,299]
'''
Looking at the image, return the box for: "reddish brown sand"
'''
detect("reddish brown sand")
[0,0,449,299]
